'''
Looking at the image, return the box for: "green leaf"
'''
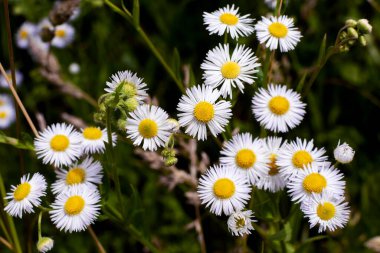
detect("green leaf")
[317,34,327,65]
[0,131,34,150]
[133,0,140,27]
[268,222,292,242]
[296,72,307,92]
[171,48,181,80]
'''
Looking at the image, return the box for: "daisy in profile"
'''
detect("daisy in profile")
[126,104,172,151]
[80,126,116,154]
[37,237,54,253]
[34,123,82,167]
[0,104,16,129]
[287,163,345,203]
[201,44,260,99]
[51,157,103,195]
[255,15,302,52]
[220,133,269,185]
[302,193,350,233]
[51,23,75,48]
[0,69,24,88]
[256,137,287,192]
[203,4,254,39]
[198,165,251,216]
[177,85,232,140]
[252,84,306,133]
[16,22,36,49]
[4,173,47,218]
[277,138,328,180]
[50,185,101,233]
[105,70,148,103]
[227,210,255,236]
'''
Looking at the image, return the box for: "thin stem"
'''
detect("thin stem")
[277,0,283,16]
[0,63,39,137]
[37,211,43,240]
[224,32,228,44]
[88,226,107,253]
[195,204,207,253]
[266,51,276,85]
[0,236,13,251]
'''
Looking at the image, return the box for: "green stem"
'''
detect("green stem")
[224,32,228,44]
[126,224,161,253]
[37,212,43,240]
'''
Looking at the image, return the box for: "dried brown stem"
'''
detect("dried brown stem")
[0,236,13,251]
[88,226,107,253]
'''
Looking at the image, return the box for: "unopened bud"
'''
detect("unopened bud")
[117,119,127,131]
[347,27,358,39]
[340,31,347,40]
[121,82,137,98]
[39,27,55,42]
[125,97,138,112]
[167,118,180,133]
[357,19,372,34]
[339,45,350,53]
[347,39,356,46]
[345,19,357,27]
[165,157,178,167]
[37,237,54,253]
[359,35,367,46]
[334,141,355,164]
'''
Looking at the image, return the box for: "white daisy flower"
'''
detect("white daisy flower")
[4,173,47,218]
[177,85,232,140]
[227,210,255,236]
[80,126,117,154]
[201,44,260,99]
[203,4,254,39]
[51,23,75,48]
[51,157,103,195]
[0,94,13,107]
[197,165,251,216]
[334,141,355,164]
[16,22,36,49]
[0,105,16,129]
[256,137,287,192]
[37,237,54,253]
[252,84,306,133]
[220,133,269,185]
[126,104,172,151]
[287,163,345,203]
[277,138,328,180]
[34,123,82,167]
[255,15,302,52]
[0,69,24,88]
[302,193,350,233]
[105,70,148,103]
[50,185,101,233]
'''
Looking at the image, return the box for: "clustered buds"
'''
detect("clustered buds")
[161,134,178,167]
[339,18,372,52]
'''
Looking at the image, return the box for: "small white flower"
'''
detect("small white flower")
[126,104,172,151]
[50,185,101,233]
[252,84,306,133]
[220,133,270,185]
[334,141,355,164]
[0,94,13,108]
[201,44,260,98]
[16,22,36,49]
[0,69,24,88]
[80,126,116,154]
[287,163,345,203]
[277,138,328,180]
[256,137,287,192]
[203,4,255,39]
[227,210,255,236]
[265,0,277,10]
[177,85,232,140]
[51,23,75,48]
[37,237,54,253]
[34,123,82,167]
[302,193,350,233]
[51,157,103,195]
[255,15,302,52]
[0,104,16,129]
[69,63,80,74]
[197,165,251,216]
[4,173,47,218]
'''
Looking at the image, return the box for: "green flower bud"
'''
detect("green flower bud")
[359,35,367,46]
[161,149,171,157]
[357,19,372,34]
[37,237,54,253]
[345,19,357,27]
[125,97,139,112]
[165,157,178,167]
[94,112,106,123]
[339,31,347,40]
[339,45,350,53]
[117,119,127,130]
[347,27,358,39]
[347,39,356,46]
[121,82,137,98]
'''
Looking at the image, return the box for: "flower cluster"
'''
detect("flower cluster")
[0,94,16,129]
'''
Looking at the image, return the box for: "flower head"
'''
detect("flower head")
[16,22,36,49]
[334,141,355,164]
[37,237,54,253]
[0,69,23,88]
[80,126,116,154]
[227,210,255,236]
[52,23,75,48]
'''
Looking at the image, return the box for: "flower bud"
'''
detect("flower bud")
[117,119,127,131]
[121,82,137,98]
[165,157,178,167]
[345,19,357,27]
[365,236,380,253]
[347,27,358,39]
[357,19,372,34]
[125,97,138,112]
[339,31,347,40]
[334,141,355,164]
[37,237,54,253]
[167,118,180,133]
[39,27,55,42]
[359,35,367,46]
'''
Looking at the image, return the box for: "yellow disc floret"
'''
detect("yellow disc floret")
[194,101,215,123]
[268,154,279,175]
[13,182,31,201]
[138,119,158,138]
[317,202,336,221]
[20,30,29,39]
[66,168,86,185]
[292,150,313,169]
[302,173,327,193]
[221,62,241,79]
[219,13,239,26]
[83,127,103,140]
[213,178,235,199]
[268,96,290,115]
[235,149,256,169]
[55,29,66,38]
[50,135,70,152]
[64,196,85,216]
[235,217,246,228]
[268,22,288,38]
[0,111,7,119]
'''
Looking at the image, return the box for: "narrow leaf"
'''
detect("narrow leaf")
[317,34,327,65]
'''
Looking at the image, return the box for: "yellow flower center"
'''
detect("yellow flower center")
[83,127,103,140]
[64,196,85,216]
[50,135,70,152]
[268,22,288,38]
[0,111,7,119]
[317,202,336,221]
[213,178,235,199]
[13,182,31,201]
[221,62,241,79]
[235,149,256,169]
[219,13,239,26]
[138,119,158,138]
[66,168,86,185]
[20,30,29,39]
[292,150,313,169]
[302,173,327,193]
[268,96,290,115]
[235,217,246,228]
[193,101,215,123]
[268,154,279,175]
[55,29,66,38]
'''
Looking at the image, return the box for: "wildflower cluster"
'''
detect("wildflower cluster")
[339,18,372,51]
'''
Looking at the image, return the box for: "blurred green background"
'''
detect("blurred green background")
[1,0,380,252]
